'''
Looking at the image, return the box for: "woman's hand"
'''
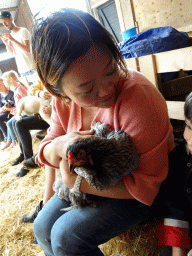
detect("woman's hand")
[43,130,95,168]
[56,130,95,160]
[59,158,77,189]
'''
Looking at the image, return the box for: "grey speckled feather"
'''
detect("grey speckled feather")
[53,122,140,210]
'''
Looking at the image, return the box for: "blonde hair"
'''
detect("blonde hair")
[2,70,27,89]
[2,70,19,82]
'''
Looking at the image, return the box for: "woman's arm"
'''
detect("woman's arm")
[42,130,95,168]
[59,158,134,199]
[42,166,56,205]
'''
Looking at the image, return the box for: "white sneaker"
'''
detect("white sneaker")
[0,142,11,150]
[4,142,16,151]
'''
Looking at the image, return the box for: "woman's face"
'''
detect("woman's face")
[184,118,192,153]
[60,44,121,108]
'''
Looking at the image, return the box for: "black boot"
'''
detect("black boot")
[36,134,45,140]
[23,154,38,168]
[22,200,43,223]
[16,167,30,177]
[11,154,24,166]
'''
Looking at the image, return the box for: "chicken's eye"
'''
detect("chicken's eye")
[77,149,86,159]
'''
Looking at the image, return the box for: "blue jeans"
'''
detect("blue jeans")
[0,111,13,140]
[34,194,153,256]
[7,116,17,143]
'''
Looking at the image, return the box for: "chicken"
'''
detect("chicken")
[66,123,140,190]
[54,122,140,210]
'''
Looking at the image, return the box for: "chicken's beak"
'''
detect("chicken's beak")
[69,164,75,174]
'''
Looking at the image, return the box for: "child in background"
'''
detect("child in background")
[156,92,192,256]
[0,77,15,149]
[2,70,28,150]
[10,78,51,177]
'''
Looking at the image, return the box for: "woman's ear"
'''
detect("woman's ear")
[60,92,71,103]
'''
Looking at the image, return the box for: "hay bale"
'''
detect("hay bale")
[99,222,160,256]
[0,131,160,256]
[0,131,45,256]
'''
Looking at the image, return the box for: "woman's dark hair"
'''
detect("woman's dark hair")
[31,8,127,99]
[185,92,192,122]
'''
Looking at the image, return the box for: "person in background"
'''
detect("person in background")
[155,92,192,256]
[2,70,28,151]
[0,11,35,82]
[31,9,174,256]
[0,77,15,150]
[10,79,51,177]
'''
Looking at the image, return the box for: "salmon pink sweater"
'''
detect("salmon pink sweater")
[39,70,174,206]
[14,83,28,105]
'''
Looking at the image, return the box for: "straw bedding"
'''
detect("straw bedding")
[0,131,160,256]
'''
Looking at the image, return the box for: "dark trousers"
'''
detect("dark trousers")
[13,114,50,160]
[0,111,14,139]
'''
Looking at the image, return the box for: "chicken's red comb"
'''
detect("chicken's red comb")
[67,150,74,164]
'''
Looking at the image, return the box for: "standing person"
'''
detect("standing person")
[155,92,192,256]
[0,11,35,79]
[31,8,174,256]
[0,77,15,150]
[2,70,28,151]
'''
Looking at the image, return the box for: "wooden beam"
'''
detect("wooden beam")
[139,54,158,87]
[0,7,18,12]
[114,0,126,31]
[155,46,192,73]
[124,58,138,71]
[91,0,109,9]
[178,24,192,33]
[166,101,185,120]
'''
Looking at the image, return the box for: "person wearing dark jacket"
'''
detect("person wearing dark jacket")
[156,92,192,256]
[0,77,15,149]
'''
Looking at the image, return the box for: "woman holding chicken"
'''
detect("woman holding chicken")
[32,8,174,256]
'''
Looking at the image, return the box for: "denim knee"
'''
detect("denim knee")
[7,119,11,128]
[34,214,51,246]
[50,216,103,256]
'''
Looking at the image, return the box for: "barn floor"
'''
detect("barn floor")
[0,131,160,256]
